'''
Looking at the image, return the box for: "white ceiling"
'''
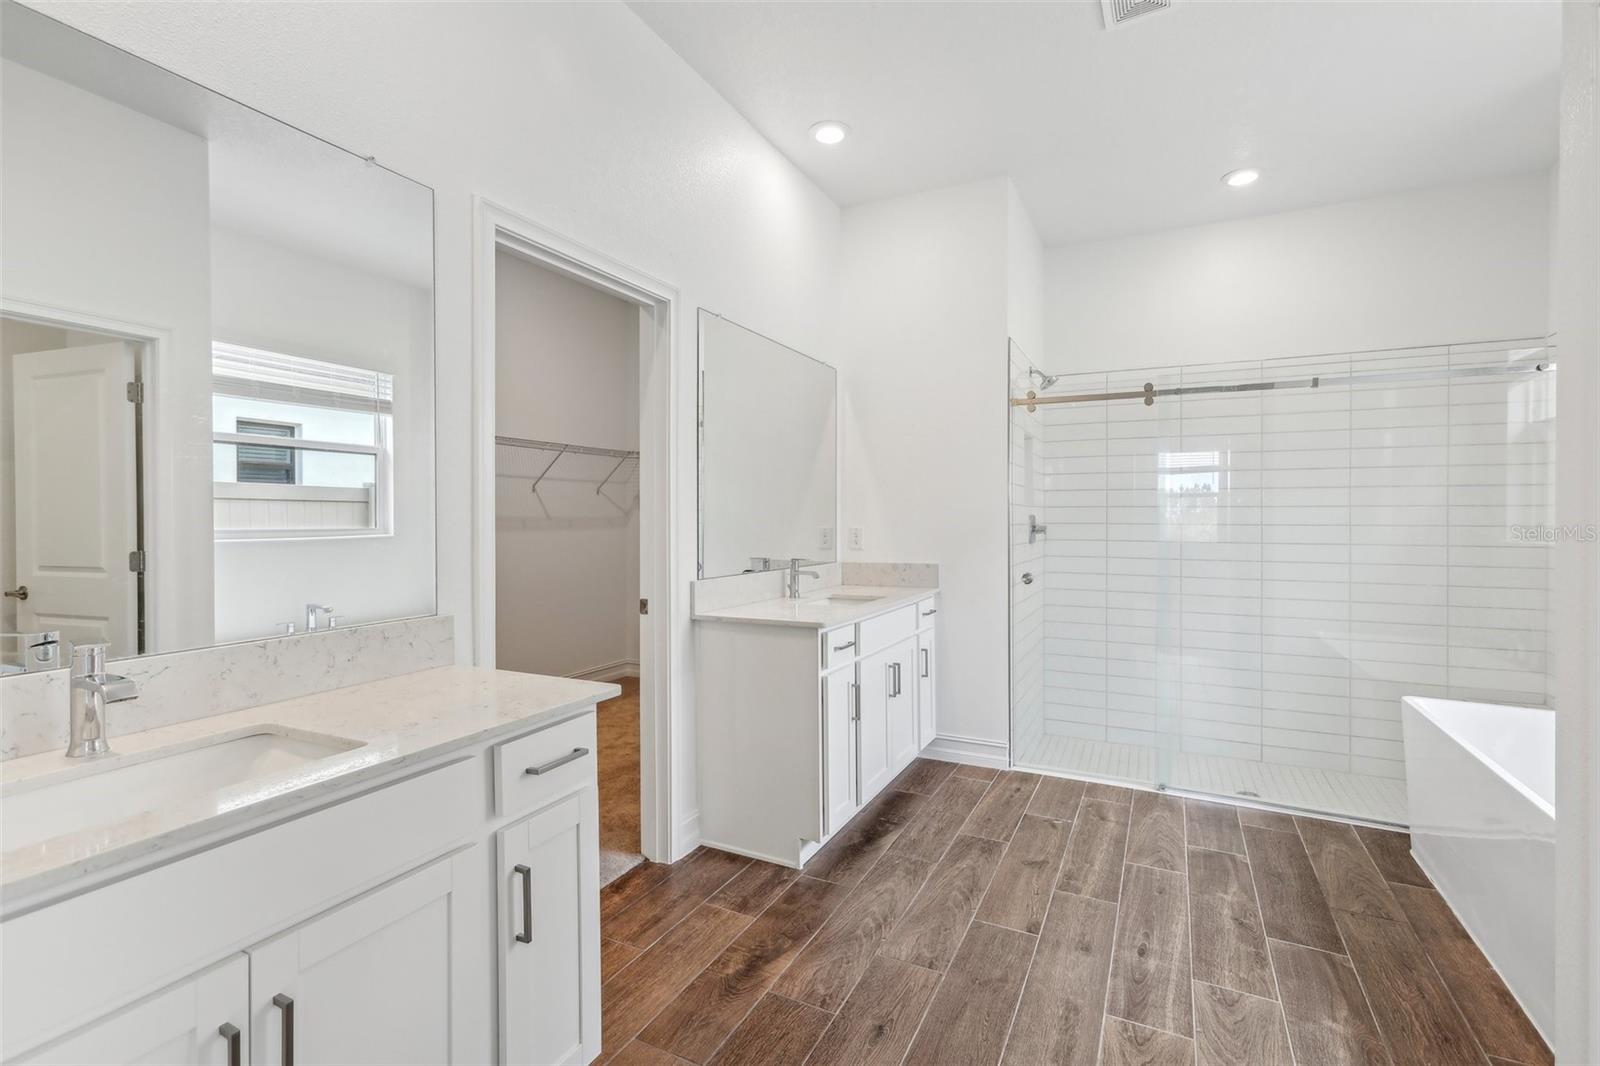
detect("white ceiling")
[628,0,1563,245]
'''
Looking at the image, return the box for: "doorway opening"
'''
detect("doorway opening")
[1,314,147,665]
[491,250,648,884]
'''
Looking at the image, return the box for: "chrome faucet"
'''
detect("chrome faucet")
[785,557,820,599]
[67,643,138,758]
[305,604,336,631]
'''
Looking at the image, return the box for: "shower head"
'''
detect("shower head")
[1029,367,1060,391]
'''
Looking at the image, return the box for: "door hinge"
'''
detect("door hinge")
[126,381,145,404]
[639,598,649,616]
[128,549,146,573]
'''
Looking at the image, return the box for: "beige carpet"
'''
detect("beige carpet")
[597,677,643,886]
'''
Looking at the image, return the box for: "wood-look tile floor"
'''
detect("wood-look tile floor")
[598,759,1552,1066]
[597,677,644,886]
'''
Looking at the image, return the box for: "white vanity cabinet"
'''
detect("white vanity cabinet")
[6,703,606,1066]
[696,590,939,868]
[24,956,248,1066]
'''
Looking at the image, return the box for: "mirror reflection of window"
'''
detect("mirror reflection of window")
[211,343,393,539]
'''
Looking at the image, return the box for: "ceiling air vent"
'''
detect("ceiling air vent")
[1101,0,1174,29]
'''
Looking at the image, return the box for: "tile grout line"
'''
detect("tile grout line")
[1092,790,1135,1066]
[893,770,1026,1066]
[991,783,1072,1065]
[1234,802,1297,1066]
[1181,798,1197,1049]
[1288,816,1399,1066]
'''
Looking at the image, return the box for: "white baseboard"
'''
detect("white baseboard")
[694,837,802,870]
[572,658,639,683]
[921,732,1010,770]
[673,808,701,862]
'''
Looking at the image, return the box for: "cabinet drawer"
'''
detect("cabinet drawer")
[916,597,939,630]
[821,625,859,669]
[493,713,598,819]
[858,606,916,655]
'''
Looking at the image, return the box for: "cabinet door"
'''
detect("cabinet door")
[917,631,937,750]
[856,646,894,802]
[248,847,487,1066]
[823,666,858,835]
[886,638,919,776]
[24,956,248,1066]
[499,787,601,1066]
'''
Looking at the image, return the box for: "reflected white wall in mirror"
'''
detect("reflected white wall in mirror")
[697,311,836,579]
[0,0,435,664]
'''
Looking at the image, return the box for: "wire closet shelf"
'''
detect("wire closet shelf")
[494,435,639,513]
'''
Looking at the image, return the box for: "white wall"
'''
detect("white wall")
[838,177,1015,757]
[33,0,843,855]
[1553,2,1600,1060]
[494,251,639,679]
[1044,173,1553,372]
[209,226,435,643]
[0,57,215,652]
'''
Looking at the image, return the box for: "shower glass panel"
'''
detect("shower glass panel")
[1009,341,1555,825]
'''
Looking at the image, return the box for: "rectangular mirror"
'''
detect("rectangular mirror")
[0,1,435,664]
[697,311,836,579]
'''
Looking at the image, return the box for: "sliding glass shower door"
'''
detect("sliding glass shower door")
[1009,341,1556,824]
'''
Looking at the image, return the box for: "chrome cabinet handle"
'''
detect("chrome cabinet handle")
[921,648,930,678]
[850,681,859,722]
[515,863,533,944]
[525,747,589,775]
[832,639,855,652]
[921,607,936,616]
[218,1022,241,1066]
[272,994,294,1066]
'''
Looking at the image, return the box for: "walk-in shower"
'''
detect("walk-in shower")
[1008,339,1556,824]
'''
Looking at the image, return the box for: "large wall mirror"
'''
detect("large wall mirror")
[697,311,836,579]
[0,1,436,666]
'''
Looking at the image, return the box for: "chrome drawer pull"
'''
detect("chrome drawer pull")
[525,747,589,775]
[921,648,930,678]
[921,607,937,616]
[219,1023,241,1066]
[515,863,534,944]
[832,639,856,652]
[272,994,294,1066]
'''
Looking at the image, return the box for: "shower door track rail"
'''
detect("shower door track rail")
[1010,358,1556,411]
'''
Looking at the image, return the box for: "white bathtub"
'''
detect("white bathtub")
[1401,696,1554,1042]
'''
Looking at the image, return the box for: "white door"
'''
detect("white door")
[23,955,248,1066]
[823,666,858,835]
[499,788,600,1066]
[10,342,139,653]
[917,631,937,750]
[248,847,487,1066]
[885,638,919,775]
[857,646,894,803]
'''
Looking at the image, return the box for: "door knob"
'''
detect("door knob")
[3,585,27,600]
[1021,573,1034,585]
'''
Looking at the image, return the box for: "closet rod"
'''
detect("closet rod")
[1010,359,1555,411]
[495,434,639,460]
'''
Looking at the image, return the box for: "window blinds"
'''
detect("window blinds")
[212,342,393,414]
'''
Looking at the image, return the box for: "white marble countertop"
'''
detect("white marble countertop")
[0,666,618,902]
[692,584,938,629]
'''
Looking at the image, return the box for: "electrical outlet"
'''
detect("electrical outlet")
[847,527,864,551]
[819,527,834,550]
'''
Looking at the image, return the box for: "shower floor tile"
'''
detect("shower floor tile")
[1013,731,1409,825]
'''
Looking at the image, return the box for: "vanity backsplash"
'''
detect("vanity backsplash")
[0,615,454,760]
[690,561,940,614]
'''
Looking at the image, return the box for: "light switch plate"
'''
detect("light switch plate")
[820,527,834,550]
[847,527,864,551]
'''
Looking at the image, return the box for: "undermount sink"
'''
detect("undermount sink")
[2,729,364,852]
[799,592,886,606]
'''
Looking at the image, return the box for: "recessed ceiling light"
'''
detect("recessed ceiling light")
[810,120,849,146]
[1222,168,1260,188]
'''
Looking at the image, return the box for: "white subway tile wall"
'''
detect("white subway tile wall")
[1010,342,1554,824]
